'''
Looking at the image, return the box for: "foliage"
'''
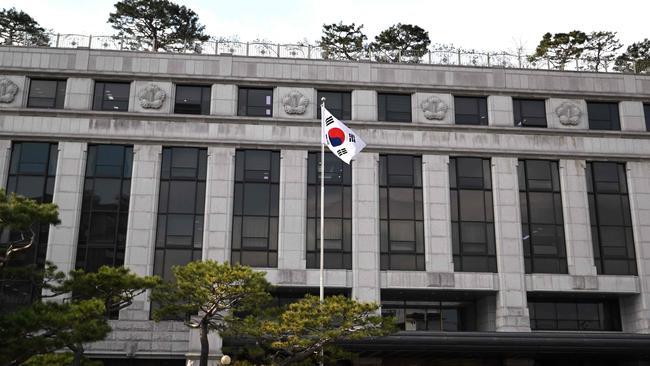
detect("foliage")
[318,22,367,60]
[582,31,622,71]
[22,352,103,366]
[614,38,650,73]
[369,23,431,63]
[233,294,395,366]
[0,189,60,269]
[0,8,49,46]
[108,0,209,52]
[529,31,587,69]
[0,299,110,366]
[151,260,271,366]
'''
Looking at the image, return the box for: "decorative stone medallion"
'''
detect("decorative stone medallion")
[0,78,19,103]
[281,89,309,115]
[138,84,166,109]
[420,96,448,120]
[555,101,582,126]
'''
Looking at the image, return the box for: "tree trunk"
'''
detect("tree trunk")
[71,343,84,366]
[199,319,210,366]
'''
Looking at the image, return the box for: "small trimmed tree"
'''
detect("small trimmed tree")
[152,260,271,366]
[108,0,209,52]
[529,31,587,70]
[369,23,431,63]
[582,31,622,71]
[318,22,367,60]
[0,8,50,46]
[615,39,650,73]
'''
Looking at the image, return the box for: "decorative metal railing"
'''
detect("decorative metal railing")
[2,33,647,74]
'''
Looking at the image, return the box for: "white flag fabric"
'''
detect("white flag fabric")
[321,106,366,164]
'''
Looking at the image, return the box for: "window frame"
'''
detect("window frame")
[27,78,67,109]
[174,84,211,115]
[587,101,621,131]
[92,81,131,112]
[528,298,622,331]
[513,98,547,128]
[237,87,274,117]
[317,90,352,120]
[643,103,650,132]
[454,96,488,126]
[378,93,412,122]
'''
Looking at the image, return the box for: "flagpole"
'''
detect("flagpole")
[319,97,326,303]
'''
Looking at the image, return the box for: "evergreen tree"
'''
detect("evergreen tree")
[318,22,367,60]
[369,23,431,63]
[0,8,50,46]
[529,31,587,70]
[108,0,209,52]
[582,31,622,71]
[614,38,650,73]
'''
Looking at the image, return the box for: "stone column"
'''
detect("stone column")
[45,141,87,275]
[351,90,377,122]
[210,84,237,116]
[492,157,530,332]
[559,160,597,276]
[352,153,380,303]
[202,146,235,263]
[121,144,161,320]
[0,139,12,188]
[620,162,650,332]
[422,154,454,274]
[619,101,646,132]
[64,77,93,110]
[487,95,514,127]
[277,149,307,270]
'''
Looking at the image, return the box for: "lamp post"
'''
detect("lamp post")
[220,355,231,365]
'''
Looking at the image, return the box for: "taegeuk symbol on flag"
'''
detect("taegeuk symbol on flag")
[321,106,366,164]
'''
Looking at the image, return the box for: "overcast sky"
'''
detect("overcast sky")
[4,0,649,52]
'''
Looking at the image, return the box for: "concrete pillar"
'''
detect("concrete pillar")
[621,162,650,332]
[202,147,235,263]
[210,84,237,116]
[64,77,93,110]
[492,157,530,332]
[620,101,647,132]
[487,95,514,127]
[121,144,161,320]
[0,139,11,188]
[351,90,377,122]
[412,92,454,125]
[277,150,307,270]
[559,160,597,276]
[352,153,380,303]
[45,141,87,275]
[422,154,454,273]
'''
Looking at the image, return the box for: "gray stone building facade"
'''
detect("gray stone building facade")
[1,46,650,366]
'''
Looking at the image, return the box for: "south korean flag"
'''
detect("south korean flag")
[321,106,367,164]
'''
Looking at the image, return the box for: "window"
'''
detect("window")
[528,298,621,331]
[454,96,488,125]
[518,160,567,274]
[154,147,207,281]
[644,104,649,131]
[588,102,620,131]
[174,85,210,115]
[381,291,477,331]
[76,145,132,272]
[93,81,130,111]
[450,157,497,272]
[306,152,352,269]
[27,79,66,109]
[317,91,351,120]
[513,98,547,127]
[587,162,636,275]
[378,93,411,122]
[238,88,273,117]
[232,150,280,267]
[379,155,424,271]
[0,142,58,308]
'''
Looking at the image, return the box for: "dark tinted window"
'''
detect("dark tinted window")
[317,91,352,120]
[449,157,497,272]
[588,102,620,131]
[232,150,280,267]
[27,79,66,109]
[238,88,273,117]
[518,160,567,274]
[454,96,488,125]
[1,142,58,307]
[378,93,412,122]
[644,104,649,131]
[76,145,133,272]
[528,298,621,331]
[379,155,424,271]
[174,85,210,115]
[93,81,130,111]
[587,162,636,275]
[306,152,352,269]
[513,98,547,127]
[381,291,477,331]
[154,147,206,281]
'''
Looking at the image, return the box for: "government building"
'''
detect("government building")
[1,44,650,366]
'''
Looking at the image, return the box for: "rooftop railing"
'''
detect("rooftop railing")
[2,33,648,74]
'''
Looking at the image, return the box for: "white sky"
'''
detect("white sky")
[3,0,649,52]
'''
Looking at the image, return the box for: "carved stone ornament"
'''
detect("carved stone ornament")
[281,89,309,114]
[0,78,19,103]
[138,84,166,109]
[420,96,448,120]
[555,101,582,126]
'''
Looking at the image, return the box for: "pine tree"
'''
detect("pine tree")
[582,31,622,71]
[0,8,50,46]
[369,23,431,63]
[318,22,367,60]
[614,39,650,73]
[529,31,587,70]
